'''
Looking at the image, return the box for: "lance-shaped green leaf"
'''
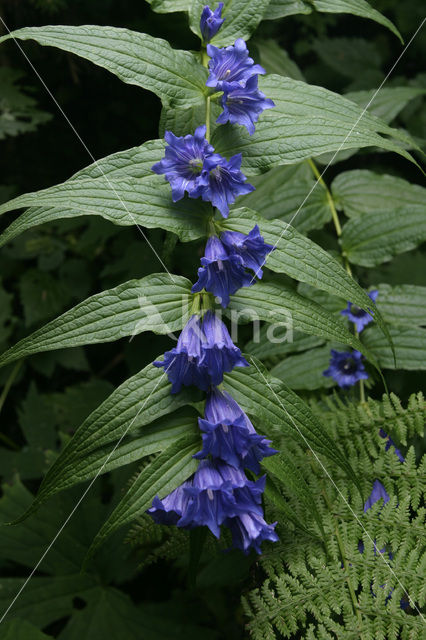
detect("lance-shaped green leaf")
[341,205,426,267]
[228,280,378,366]
[344,86,426,124]
[146,0,189,13]
[189,0,271,46]
[0,274,192,369]
[332,170,426,219]
[0,26,207,106]
[264,0,401,41]
[85,434,200,561]
[223,362,360,490]
[0,176,209,247]
[372,284,426,328]
[14,363,198,521]
[220,208,391,351]
[263,451,326,540]
[246,330,325,360]
[363,326,426,371]
[211,75,418,171]
[271,345,337,390]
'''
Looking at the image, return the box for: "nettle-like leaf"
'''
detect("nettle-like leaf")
[264,0,402,41]
[0,274,192,369]
[363,326,426,371]
[0,26,208,107]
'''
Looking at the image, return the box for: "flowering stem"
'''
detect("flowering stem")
[306,158,342,236]
[205,95,211,143]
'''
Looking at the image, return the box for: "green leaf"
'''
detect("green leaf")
[344,87,426,124]
[332,169,426,219]
[16,363,198,519]
[270,345,336,390]
[228,280,378,365]
[18,269,71,327]
[189,0,271,46]
[221,208,390,346]
[146,0,189,13]
[237,163,331,233]
[18,382,57,449]
[254,39,305,81]
[340,205,426,267]
[363,326,426,370]
[0,274,192,370]
[245,329,325,360]
[223,363,359,487]
[264,0,401,40]
[0,619,52,640]
[312,37,382,82]
[0,26,207,107]
[373,284,426,328]
[212,75,417,172]
[0,176,209,247]
[86,434,199,559]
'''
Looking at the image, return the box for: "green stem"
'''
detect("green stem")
[205,95,211,143]
[0,361,22,451]
[306,158,342,236]
[322,486,364,636]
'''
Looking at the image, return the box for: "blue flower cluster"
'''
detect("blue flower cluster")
[149,9,278,554]
[323,289,378,389]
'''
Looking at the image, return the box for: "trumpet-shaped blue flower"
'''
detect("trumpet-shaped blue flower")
[341,289,379,333]
[201,153,254,218]
[195,387,277,472]
[206,39,265,89]
[148,459,273,544]
[323,349,368,389]
[225,511,279,554]
[379,429,405,463]
[217,76,275,135]
[192,235,252,307]
[153,315,210,394]
[151,125,213,201]
[200,3,225,42]
[364,479,390,512]
[221,224,274,278]
[200,311,249,384]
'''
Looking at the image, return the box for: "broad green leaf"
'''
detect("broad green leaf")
[237,163,331,233]
[146,0,189,13]
[245,329,325,360]
[373,284,426,328]
[212,75,417,172]
[312,37,382,82]
[270,345,336,390]
[363,326,426,371]
[0,274,192,369]
[221,208,390,346]
[223,363,358,486]
[344,87,426,124]
[332,170,426,219]
[0,619,52,640]
[86,434,199,558]
[341,205,426,267]
[255,39,305,81]
[264,0,401,40]
[228,280,378,365]
[0,176,209,247]
[159,99,221,137]
[189,0,271,46]
[0,26,207,107]
[18,363,198,519]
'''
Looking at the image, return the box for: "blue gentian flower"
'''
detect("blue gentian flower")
[192,235,253,307]
[154,315,210,394]
[200,3,225,42]
[221,224,274,278]
[195,387,277,472]
[225,511,279,555]
[151,125,213,201]
[148,459,275,547]
[379,429,405,463]
[201,152,254,218]
[323,349,369,389]
[217,76,275,135]
[364,479,390,512]
[341,289,379,333]
[206,39,265,90]
[200,311,249,384]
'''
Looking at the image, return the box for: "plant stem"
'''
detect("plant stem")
[205,95,211,143]
[322,486,364,637]
[0,361,22,451]
[306,158,342,236]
